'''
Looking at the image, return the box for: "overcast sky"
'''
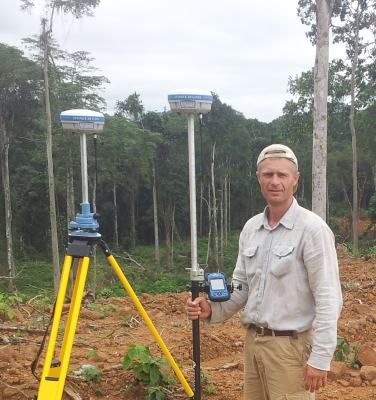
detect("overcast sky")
[1,1,345,122]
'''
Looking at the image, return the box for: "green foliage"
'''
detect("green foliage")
[0,292,25,321]
[206,383,216,395]
[1,36,375,296]
[145,386,169,400]
[0,292,17,320]
[98,288,115,299]
[88,302,120,317]
[367,245,376,256]
[86,348,99,359]
[334,337,361,368]
[0,261,55,298]
[201,371,216,395]
[123,344,175,400]
[29,291,52,311]
[367,193,376,224]
[80,364,102,382]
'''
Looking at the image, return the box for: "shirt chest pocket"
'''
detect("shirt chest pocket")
[242,246,258,278]
[270,245,295,278]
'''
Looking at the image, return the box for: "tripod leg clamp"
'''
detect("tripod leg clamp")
[67,239,92,257]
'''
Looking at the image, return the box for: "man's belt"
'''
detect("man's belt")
[248,324,298,339]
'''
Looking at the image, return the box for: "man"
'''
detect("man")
[187,144,342,400]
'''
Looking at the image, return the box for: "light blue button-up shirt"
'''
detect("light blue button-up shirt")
[209,198,343,371]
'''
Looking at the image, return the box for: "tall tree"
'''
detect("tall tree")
[0,43,40,289]
[298,0,337,220]
[332,0,375,252]
[21,0,101,292]
[116,92,145,127]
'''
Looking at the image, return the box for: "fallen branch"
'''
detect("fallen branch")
[64,384,82,400]
[206,333,223,344]
[0,325,45,334]
[0,267,25,280]
[102,363,123,372]
[204,361,240,371]
[113,251,145,270]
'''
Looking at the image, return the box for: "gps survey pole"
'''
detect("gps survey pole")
[35,109,193,400]
[168,90,213,400]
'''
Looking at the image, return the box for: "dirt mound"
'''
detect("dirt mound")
[0,251,376,399]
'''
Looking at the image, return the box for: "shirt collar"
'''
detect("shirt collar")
[257,197,298,230]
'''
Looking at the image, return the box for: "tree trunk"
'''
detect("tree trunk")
[224,174,228,246]
[152,161,160,267]
[163,203,173,269]
[311,0,335,221]
[341,176,352,211]
[199,181,203,237]
[350,12,361,253]
[43,19,60,292]
[210,144,219,271]
[228,174,231,234]
[220,182,224,269]
[113,183,119,249]
[130,190,136,249]
[66,161,75,228]
[206,182,212,266]
[171,204,175,268]
[358,172,368,210]
[0,117,15,290]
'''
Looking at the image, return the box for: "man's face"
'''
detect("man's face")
[256,158,300,206]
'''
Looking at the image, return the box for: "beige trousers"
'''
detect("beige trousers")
[244,328,315,400]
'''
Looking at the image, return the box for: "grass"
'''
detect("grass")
[0,232,241,301]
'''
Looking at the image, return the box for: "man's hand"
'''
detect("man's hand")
[304,365,327,392]
[186,297,212,320]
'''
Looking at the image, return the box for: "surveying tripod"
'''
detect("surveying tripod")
[35,130,194,399]
[35,202,193,399]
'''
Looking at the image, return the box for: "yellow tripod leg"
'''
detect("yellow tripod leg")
[38,256,90,400]
[107,254,194,398]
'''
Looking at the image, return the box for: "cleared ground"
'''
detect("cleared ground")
[0,246,375,399]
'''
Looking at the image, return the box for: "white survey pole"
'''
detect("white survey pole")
[187,113,198,273]
[80,133,89,204]
[60,109,105,205]
[167,89,213,278]
[168,89,213,400]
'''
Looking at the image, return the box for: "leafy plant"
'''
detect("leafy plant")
[146,386,169,400]
[201,371,216,395]
[0,292,16,320]
[80,364,102,382]
[123,344,175,400]
[334,337,361,368]
[348,343,361,369]
[86,348,99,359]
[31,291,52,311]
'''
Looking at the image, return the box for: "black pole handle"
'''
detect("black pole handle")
[191,280,201,400]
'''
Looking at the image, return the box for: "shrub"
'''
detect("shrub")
[334,337,361,368]
[123,344,175,400]
[80,364,102,382]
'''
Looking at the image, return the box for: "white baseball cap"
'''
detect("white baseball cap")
[257,144,298,169]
